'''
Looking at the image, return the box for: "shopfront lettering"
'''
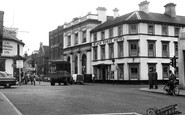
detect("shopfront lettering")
[93,36,124,46]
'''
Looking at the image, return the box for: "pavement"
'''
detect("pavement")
[0,84,184,115]
[139,86,185,96]
[0,92,22,115]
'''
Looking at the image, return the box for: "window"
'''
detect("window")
[162,25,168,36]
[109,43,114,59]
[129,24,138,34]
[118,25,123,36]
[94,33,97,41]
[174,27,180,37]
[82,30,86,43]
[148,24,154,34]
[75,33,78,45]
[101,45,105,59]
[148,41,156,57]
[68,35,71,46]
[162,42,169,57]
[129,64,139,80]
[148,63,156,73]
[101,31,105,40]
[109,28,113,38]
[129,41,139,56]
[162,64,170,79]
[118,42,123,58]
[118,64,124,79]
[93,47,98,60]
[174,42,178,57]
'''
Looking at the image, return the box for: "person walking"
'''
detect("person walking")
[153,68,158,89]
[148,69,153,89]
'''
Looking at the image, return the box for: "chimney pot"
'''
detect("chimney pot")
[164,3,176,17]
[96,7,107,22]
[113,8,119,18]
[139,0,150,13]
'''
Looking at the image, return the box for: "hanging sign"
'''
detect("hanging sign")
[16,60,23,68]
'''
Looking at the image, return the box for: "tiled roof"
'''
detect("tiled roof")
[3,28,25,45]
[91,11,185,33]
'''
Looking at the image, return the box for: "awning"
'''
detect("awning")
[93,63,111,67]
[14,55,26,61]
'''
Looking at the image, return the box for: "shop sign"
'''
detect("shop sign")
[16,60,23,68]
[2,41,15,56]
[93,37,124,46]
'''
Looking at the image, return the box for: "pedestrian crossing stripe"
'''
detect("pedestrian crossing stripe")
[82,112,142,115]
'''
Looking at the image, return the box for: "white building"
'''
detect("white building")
[90,1,185,83]
[63,8,113,76]
[0,11,25,77]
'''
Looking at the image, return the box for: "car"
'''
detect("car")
[50,71,73,86]
[0,71,17,88]
[72,74,84,85]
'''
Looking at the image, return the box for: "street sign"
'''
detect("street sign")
[16,60,23,68]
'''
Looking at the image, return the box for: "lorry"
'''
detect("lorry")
[49,61,73,86]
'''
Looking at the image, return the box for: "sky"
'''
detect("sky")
[0,0,185,55]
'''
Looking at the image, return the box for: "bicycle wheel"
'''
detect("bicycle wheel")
[173,85,180,96]
[163,85,170,95]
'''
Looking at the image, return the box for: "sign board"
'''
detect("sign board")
[16,60,23,68]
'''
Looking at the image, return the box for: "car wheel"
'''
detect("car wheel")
[4,84,11,88]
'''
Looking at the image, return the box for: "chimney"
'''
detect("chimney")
[164,3,176,17]
[113,8,119,18]
[139,0,150,13]
[96,7,107,22]
[0,11,4,36]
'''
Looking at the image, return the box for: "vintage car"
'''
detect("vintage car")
[0,71,17,88]
[50,71,73,86]
[72,74,84,85]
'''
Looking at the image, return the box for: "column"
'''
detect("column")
[87,51,92,74]
[78,53,81,74]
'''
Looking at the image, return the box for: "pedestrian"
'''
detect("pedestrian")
[33,73,36,86]
[148,69,153,89]
[168,70,176,90]
[153,68,158,89]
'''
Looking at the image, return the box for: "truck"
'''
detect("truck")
[49,61,73,86]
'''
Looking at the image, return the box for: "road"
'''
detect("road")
[0,82,184,115]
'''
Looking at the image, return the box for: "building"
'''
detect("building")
[0,11,25,77]
[36,42,49,75]
[49,26,64,62]
[62,8,113,75]
[90,1,185,83]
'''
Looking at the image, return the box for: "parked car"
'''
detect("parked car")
[50,71,73,86]
[0,71,17,88]
[72,74,84,85]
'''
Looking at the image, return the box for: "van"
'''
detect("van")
[72,74,84,85]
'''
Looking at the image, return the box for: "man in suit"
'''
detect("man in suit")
[148,69,153,89]
[153,68,158,89]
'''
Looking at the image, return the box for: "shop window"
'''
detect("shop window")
[118,64,124,79]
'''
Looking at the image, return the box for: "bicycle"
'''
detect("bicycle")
[163,80,180,96]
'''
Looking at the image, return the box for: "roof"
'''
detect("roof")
[91,11,185,33]
[3,28,25,45]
